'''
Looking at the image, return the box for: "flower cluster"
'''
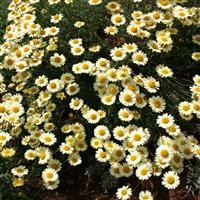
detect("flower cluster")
[0,0,200,198]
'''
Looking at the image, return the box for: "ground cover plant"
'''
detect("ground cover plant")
[0,0,200,199]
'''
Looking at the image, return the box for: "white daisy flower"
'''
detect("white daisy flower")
[126,150,142,167]
[116,186,132,200]
[35,75,48,87]
[139,190,153,200]
[132,51,148,66]
[148,96,166,113]
[119,89,136,107]
[136,163,152,180]
[95,148,110,162]
[0,132,11,146]
[59,142,74,154]
[144,77,160,93]
[65,82,80,96]
[157,113,175,129]
[69,98,84,110]
[162,171,180,189]
[42,167,58,182]
[155,145,173,162]
[178,101,192,115]
[39,132,57,146]
[50,53,66,67]
[11,166,29,177]
[94,125,111,140]
[47,79,64,93]
[111,14,126,26]
[118,108,133,122]
[68,153,82,166]
[110,47,127,61]
[113,126,128,141]
[129,127,150,146]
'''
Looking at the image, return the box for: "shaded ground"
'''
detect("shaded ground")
[23,164,199,200]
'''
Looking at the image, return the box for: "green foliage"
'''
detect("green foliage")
[0,1,9,42]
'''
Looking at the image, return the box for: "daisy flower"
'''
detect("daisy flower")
[129,128,149,146]
[74,21,85,28]
[104,26,118,35]
[173,6,189,19]
[90,137,103,149]
[101,95,116,105]
[42,167,58,182]
[11,166,29,177]
[12,178,25,187]
[157,113,175,129]
[69,98,84,110]
[111,14,126,26]
[136,163,152,180]
[85,109,101,124]
[61,73,74,84]
[96,58,110,71]
[156,64,173,77]
[68,38,82,47]
[35,75,48,87]
[113,126,128,141]
[157,0,173,10]
[191,101,200,115]
[144,77,160,93]
[106,68,118,82]
[193,75,200,86]
[118,108,133,122]
[126,150,142,167]
[192,35,200,45]
[39,132,57,146]
[132,51,148,66]
[47,79,63,93]
[50,14,63,23]
[193,145,200,159]
[162,171,180,189]
[139,190,153,200]
[119,89,136,107]
[127,24,140,36]
[135,93,147,108]
[95,148,110,162]
[178,101,192,115]
[37,147,51,165]
[68,153,82,166]
[110,47,127,61]
[156,145,173,162]
[59,142,74,154]
[24,149,36,160]
[122,43,138,53]
[0,132,11,146]
[94,125,111,140]
[43,179,60,190]
[89,45,101,53]
[116,186,132,200]
[65,82,80,96]
[1,148,15,157]
[88,0,102,5]
[120,163,133,177]
[50,53,66,67]
[148,96,166,113]
[106,2,121,12]
[111,147,126,162]
[147,40,161,53]
[71,46,85,56]
[110,163,122,178]
[166,124,181,136]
